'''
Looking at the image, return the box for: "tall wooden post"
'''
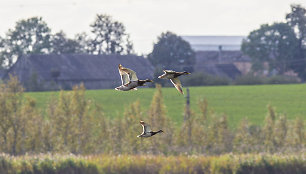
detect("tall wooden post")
[184,87,190,121]
[184,87,192,149]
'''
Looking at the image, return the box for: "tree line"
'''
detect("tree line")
[0,13,195,71]
[0,14,134,68]
[242,4,306,81]
[1,4,306,82]
[2,3,305,86]
[0,76,304,155]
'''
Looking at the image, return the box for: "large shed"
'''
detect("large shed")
[5,54,154,91]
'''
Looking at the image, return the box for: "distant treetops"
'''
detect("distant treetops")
[115,64,191,138]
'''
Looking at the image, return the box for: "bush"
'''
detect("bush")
[235,74,300,85]
[1,154,305,174]
[264,75,300,84]
[234,74,264,85]
[181,72,230,86]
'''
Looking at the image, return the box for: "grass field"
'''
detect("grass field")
[26,84,306,127]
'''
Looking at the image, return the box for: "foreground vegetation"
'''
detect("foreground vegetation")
[27,83,306,127]
[0,154,305,174]
[0,76,304,155]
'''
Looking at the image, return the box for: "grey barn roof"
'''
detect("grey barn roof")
[5,54,154,90]
[182,36,246,51]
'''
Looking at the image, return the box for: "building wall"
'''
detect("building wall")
[233,62,252,75]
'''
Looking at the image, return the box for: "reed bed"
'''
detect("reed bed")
[0,153,305,174]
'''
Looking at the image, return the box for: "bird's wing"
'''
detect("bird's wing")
[118,64,138,81]
[141,124,145,134]
[144,124,152,133]
[158,72,167,79]
[120,72,130,85]
[118,65,130,85]
[119,65,138,81]
[141,122,152,133]
[125,68,138,81]
[170,78,184,94]
[164,70,176,73]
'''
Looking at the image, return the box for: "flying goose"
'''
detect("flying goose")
[115,64,153,91]
[137,121,163,138]
[158,70,190,94]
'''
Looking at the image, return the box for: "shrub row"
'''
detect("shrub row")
[0,154,305,174]
[0,76,305,155]
[179,73,300,86]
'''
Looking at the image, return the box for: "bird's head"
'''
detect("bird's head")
[140,121,145,125]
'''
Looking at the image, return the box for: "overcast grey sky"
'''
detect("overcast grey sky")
[0,0,305,54]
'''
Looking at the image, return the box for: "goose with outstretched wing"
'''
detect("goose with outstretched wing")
[158,70,190,94]
[115,64,153,91]
[137,121,163,138]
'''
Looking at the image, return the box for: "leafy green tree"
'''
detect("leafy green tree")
[0,75,40,155]
[205,114,231,154]
[148,31,195,71]
[177,101,194,148]
[286,4,306,80]
[108,117,124,154]
[292,117,304,148]
[198,98,208,122]
[148,84,173,154]
[241,23,299,74]
[88,14,134,55]
[262,105,276,152]
[286,4,306,49]
[48,84,95,154]
[93,104,110,154]
[42,96,59,152]
[74,32,91,53]
[216,115,231,152]
[0,17,52,68]
[50,31,84,54]
[121,101,144,154]
[233,118,253,153]
[52,90,73,152]
[70,84,94,154]
[21,97,43,153]
[0,83,12,153]
[273,115,287,149]
[5,75,26,155]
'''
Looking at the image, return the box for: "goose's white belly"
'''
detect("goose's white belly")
[115,85,131,91]
[137,132,152,138]
[115,81,138,91]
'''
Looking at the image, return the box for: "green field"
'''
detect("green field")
[26,84,306,127]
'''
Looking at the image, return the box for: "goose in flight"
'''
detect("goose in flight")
[137,121,163,138]
[115,64,153,91]
[158,70,190,94]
